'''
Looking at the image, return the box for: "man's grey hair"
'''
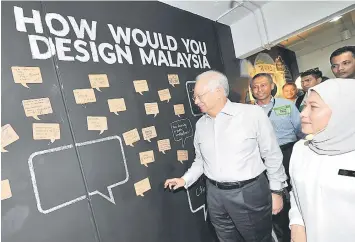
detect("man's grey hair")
[195,70,229,96]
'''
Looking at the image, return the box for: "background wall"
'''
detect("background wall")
[1,2,238,242]
[296,36,355,78]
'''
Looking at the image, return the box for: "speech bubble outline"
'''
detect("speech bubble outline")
[123,128,140,147]
[33,123,60,143]
[28,135,129,214]
[134,178,151,197]
[142,126,157,143]
[133,80,149,95]
[168,74,180,87]
[185,81,203,117]
[177,150,188,164]
[158,89,171,103]
[88,74,109,92]
[186,186,207,221]
[12,66,43,88]
[139,150,155,167]
[87,116,108,135]
[157,139,171,154]
[170,119,194,148]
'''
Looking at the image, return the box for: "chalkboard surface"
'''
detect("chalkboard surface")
[1,2,238,242]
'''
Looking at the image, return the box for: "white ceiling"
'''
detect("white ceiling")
[280,10,355,57]
[159,0,269,25]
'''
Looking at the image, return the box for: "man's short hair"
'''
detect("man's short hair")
[300,67,322,79]
[250,73,273,87]
[196,70,229,96]
[282,82,297,90]
[330,46,355,63]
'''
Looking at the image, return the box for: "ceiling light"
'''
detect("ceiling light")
[330,16,342,22]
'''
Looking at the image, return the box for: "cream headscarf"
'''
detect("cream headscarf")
[307,79,355,155]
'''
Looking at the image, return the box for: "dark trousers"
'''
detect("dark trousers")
[207,174,272,242]
[271,142,295,242]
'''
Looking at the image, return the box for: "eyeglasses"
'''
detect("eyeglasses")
[192,90,210,101]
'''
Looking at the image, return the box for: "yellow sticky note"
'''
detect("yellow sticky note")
[168,74,180,87]
[142,126,157,142]
[158,89,171,103]
[33,123,60,143]
[123,128,140,147]
[144,103,159,117]
[134,178,151,197]
[1,179,12,200]
[88,74,109,91]
[1,124,19,152]
[177,150,188,164]
[174,104,185,117]
[11,66,42,88]
[73,89,96,104]
[87,116,108,135]
[139,150,155,167]
[22,98,53,120]
[133,80,149,95]
[108,98,126,115]
[157,139,171,154]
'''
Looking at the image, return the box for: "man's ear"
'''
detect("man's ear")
[317,77,322,84]
[271,82,275,90]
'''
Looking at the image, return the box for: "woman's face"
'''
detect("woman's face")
[300,91,332,134]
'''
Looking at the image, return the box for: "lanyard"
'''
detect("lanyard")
[267,98,276,117]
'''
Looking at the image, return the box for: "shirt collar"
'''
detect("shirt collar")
[256,96,274,107]
[204,99,237,119]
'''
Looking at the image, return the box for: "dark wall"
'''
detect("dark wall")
[1,1,237,242]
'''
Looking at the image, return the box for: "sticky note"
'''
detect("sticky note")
[123,128,140,147]
[89,74,109,91]
[134,178,151,197]
[168,74,179,87]
[73,89,96,104]
[174,104,185,117]
[1,179,12,200]
[142,126,157,142]
[157,139,171,154]
[108,98,126,115]
[87,116,108,134]
[22,97,53,120]
[33,123,60,143]
[144,103,159,117]
[177,150,188,164]
[133,80,149,95]
[139,150,155,167]
[1,124,19,152]
[11,66,42,88]
[158,89,171,103]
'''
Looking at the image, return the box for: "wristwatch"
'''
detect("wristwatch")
[270,189,284,196]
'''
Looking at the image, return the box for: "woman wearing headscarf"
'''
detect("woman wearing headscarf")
[289,79,355,242]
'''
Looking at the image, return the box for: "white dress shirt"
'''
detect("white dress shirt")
[182,100,287,191]
[289,140,355,242]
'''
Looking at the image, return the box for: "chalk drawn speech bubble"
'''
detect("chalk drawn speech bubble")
[185,81,203,117]
[170,119,193,148]
[28,135,128,214]
[186,178,207,221]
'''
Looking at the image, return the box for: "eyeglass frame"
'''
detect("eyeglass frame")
[192,90,211,102]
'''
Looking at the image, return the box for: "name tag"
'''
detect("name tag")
[338,169,355,178]
[273,105,291,116]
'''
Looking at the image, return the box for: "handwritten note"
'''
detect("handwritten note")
[33,123,60,143]
[144,103,159,117]
[170,119,193,148]
[133,80,149,95]
[177,150,188,164]
[158,89,171,103]
[22,98,53,120]
[108,98,126,115]
[157,139,171,154]
[123,128,140,147]
[139,150,155,167]
[168,74,180,87]
[73,89,96,104]
[1,124,19,152]
[87,116,108,134]
[142,126,157,142]
[11,66,42,88]
[134,178,151,197]
[174,104,185,117]
[1,180,12,200]
[89,74,109,91]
